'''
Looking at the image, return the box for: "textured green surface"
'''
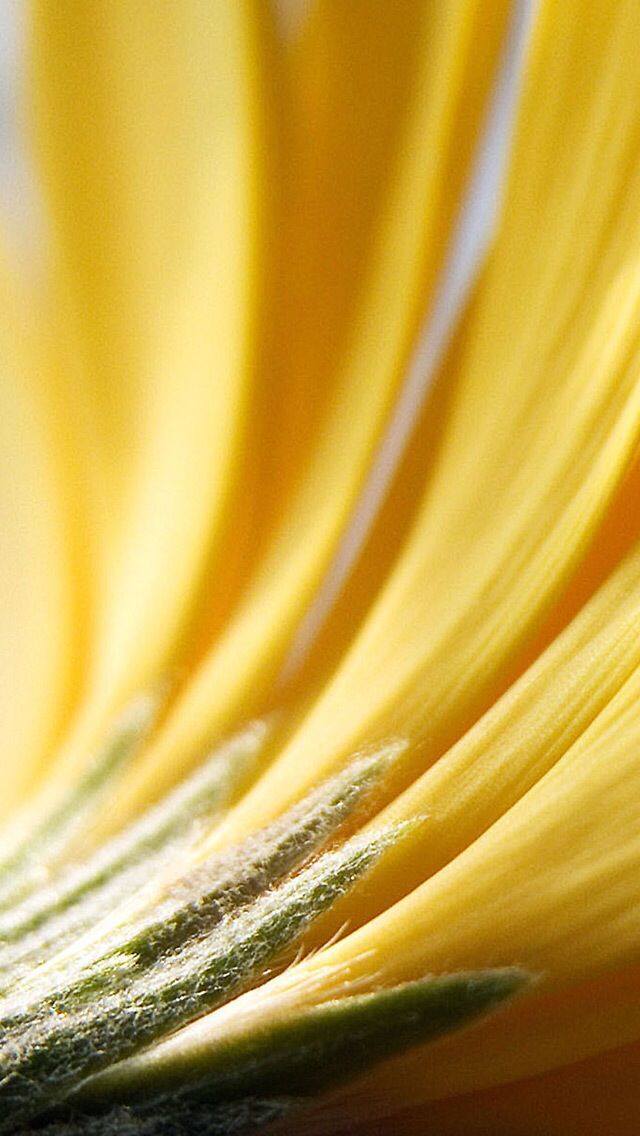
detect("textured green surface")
[0,820,404,1129]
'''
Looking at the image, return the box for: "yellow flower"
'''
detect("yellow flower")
[1,2,640,1133]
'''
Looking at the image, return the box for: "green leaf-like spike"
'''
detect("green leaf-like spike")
[24,970,529,1136]
[0,692,164,912]
[13,1097,295,1135]
[0,720,270,970]
[0,822,407,1130]
[84,967,531,1105]
[0,740,403,1014]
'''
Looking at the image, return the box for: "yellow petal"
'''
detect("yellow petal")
[28,0,265,787]
[0,253,76,816]
[111,0,510,821]
[304,1036,640,1136]
[210,0,640,846]
[309,535,640,935]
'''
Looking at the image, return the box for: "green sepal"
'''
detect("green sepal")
[0,692,163,912]
[16,1097,296,1136]
[0,823,407,1130]
[0,720,269,966]
[0,740,402,1012]
[83,967,530,1107]
[24,969,529,1136]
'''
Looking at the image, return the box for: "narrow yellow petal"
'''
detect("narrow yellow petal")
[0,257,76,816]
[28,0,265,787]
[309,536,640,934]
[304,1035,640,1136]
[112,0,510,820]
[211,0,640,846]
[174,0,438,676]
